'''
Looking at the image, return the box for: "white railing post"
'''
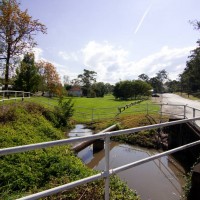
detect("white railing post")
[92,108,94,122]
[160,104,163,123]
[22,91,24,101]
[193,108,196,118]
[193,108,196,125]
[104,134,110,200]
[184,105,186,118]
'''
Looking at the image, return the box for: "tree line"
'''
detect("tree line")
[1,0,200,99]
[179,22,200,96]
[13,53,62,96]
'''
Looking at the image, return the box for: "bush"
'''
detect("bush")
[0,102,139,199]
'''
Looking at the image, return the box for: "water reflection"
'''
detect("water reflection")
[69,125,186,200]
[68,124,93,137]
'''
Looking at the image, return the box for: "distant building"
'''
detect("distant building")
[68,86,82,97]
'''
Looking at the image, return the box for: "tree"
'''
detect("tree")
[0,0,47,90]
[190,20,200,31]
[149,77,162,93]
[132,80,152,99]
[37,61,62,97]
[177,20,200,96]
[104,83,114,94]
[179,41,200,95]
[113,81,123,99]
[138,73,149,82]
[14,53,40,92]
[149,69,168,93]
[78,69,97,97]
[92,82,106,97]
[165,80,180,93]
[156,69,168,84]
[113,80,151,100]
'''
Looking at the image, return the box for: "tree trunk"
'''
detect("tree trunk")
[5,45,11,90]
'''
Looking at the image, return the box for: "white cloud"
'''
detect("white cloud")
[58,51,78,61]
[36,41,195,85]
[80,41,195,83]
[81,41,129,83]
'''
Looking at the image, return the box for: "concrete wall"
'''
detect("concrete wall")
[167,118,200,169]
[167,119,200,199]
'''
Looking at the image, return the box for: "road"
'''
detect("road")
[153,93,200,127]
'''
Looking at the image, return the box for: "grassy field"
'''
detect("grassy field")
[0,94,160,123]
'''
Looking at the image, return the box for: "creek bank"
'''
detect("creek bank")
[69,125,186,200]
[76,113,200,199]
[0,103,139,200]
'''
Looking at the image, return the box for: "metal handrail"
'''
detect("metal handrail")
[1,117,200,200]
[1,117,200,156]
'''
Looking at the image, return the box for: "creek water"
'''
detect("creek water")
[69,125,186,200]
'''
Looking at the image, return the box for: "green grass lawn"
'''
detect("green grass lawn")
[1,94,160,123]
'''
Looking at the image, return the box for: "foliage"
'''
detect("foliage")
[104,82,114,94]
[180,40,200,95]
[113,129,158,148]
[90,113,168,148]
[27,98,74,128]
[54,97,74,127]
[182,154,200,199]
[149,69,168,93]
[138,73,149,82]
[178,20,200,96]
[0,0,46,89]
[113,80,152,100]
[165,79,180,93]
[139,70,168,93]
[92,82,106,97]
[37,61,62,97]
[0,103,139,199]
[13,53,41,92]
[78,69,97,97]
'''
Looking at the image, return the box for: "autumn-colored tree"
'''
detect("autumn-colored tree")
[37,61,62,97]
[0,0,47,90]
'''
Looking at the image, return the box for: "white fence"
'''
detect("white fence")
[1,117,200,200]
[0,90,30,102]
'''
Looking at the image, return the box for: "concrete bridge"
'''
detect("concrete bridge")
[157,94,200,199]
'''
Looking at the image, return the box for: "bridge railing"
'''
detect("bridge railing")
[159,103,200,128]
[1,117,200,200]
[158,103,186,118]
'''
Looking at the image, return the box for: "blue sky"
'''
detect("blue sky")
[20,0,200,84]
